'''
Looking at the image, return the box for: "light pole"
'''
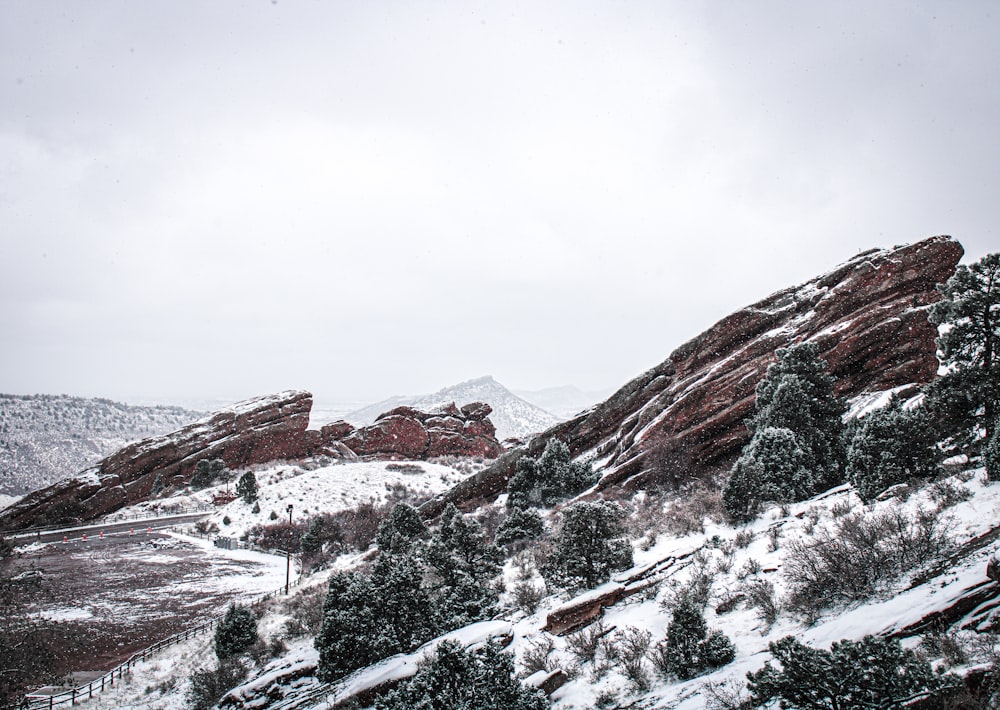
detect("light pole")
[285,504,293,595]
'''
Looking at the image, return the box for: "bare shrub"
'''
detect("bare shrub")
[282,584,326,637]
[385,462,424,474]
[566,621,611,665]
[921,624,969,666]
[715,591,745,615]
[702,679,752,710]
[661,484,724,537]
[511,581,546,615]
[521,637,555,675]
[613,626,652,692]
[743,579,778,627]
[733,529,754,548]
[737,558,761,580]
[767,526,782,552]
[784,506,951,619]
[830,499,853,518]
[928,479,973,510]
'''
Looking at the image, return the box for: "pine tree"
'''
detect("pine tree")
[508,439,598,510]
[375,502,429,553]
[368,552,438,657]
[724,344,847,520]
[214,604,258,660]
[545,501,633,590]
[846,399,940,501]
[315,572,379,682]
[987,424,1000,482]
[748,635,958,710]
[654,597,735,680]
[374,640,548,710]
[495,507,545,547]
[235,471,258,503]
[927,252,1000,458]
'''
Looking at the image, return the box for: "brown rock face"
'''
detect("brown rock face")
[422,236,964,517]
[0,391,314,530]
[332,402,502,460]
[0,393,504,531]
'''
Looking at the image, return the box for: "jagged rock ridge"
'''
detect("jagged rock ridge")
[0,393,501,530]
[422,236,964,516]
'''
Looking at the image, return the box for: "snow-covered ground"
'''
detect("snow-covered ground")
[116,459,479,540]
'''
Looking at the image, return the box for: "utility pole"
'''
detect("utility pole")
[285,503,293,595]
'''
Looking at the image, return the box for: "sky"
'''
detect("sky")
[1,1,998,408]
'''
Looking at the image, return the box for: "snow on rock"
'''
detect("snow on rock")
[423,236,963,516]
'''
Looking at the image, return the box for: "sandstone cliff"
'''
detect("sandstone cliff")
[422,236,963,516]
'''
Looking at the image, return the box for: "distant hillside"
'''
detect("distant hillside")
[345,376,560,441]
[0,394,201,496]
[513,384,610,419]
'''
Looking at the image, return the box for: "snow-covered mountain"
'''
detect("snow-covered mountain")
[0,394,201,496]
[513,384,611,419]
[345,376,560,441]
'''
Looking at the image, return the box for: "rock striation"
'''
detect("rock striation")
[0,393,501,530]
[422,236,964,516]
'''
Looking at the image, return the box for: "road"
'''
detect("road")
[10,512,212,544]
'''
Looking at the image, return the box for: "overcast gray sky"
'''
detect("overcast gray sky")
[1,1,997,407]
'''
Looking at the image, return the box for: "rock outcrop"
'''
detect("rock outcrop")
[0,392,503,530]
[333,401,502,460]
[422,236,964,516]
[0,391,315,529]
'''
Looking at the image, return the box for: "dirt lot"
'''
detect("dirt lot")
[10,532,287,678]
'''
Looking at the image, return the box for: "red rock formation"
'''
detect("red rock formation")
[0,393,503,530]
[333,402,502,460]
[422,236,964,517]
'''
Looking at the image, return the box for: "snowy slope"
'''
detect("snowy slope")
[345,375,560,441]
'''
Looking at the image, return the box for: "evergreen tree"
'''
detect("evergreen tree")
[846,399,940,502]
[545,501,633,590]
[375,640,548,710]
[748,635,958,710]
[508,439,598,510]
[375,502,429,553]
[724,344,846,520]
[300,515,343,560]
[927,252,1000,457]
[235,471,258,503]
[368,552,438,656]
[655,597,735,680]
[191,458,228,490]
[987,424,1000,482]
[214,604,258,660]
[495,506,545,547]
[315,571,380,682]
[423,504,501,629]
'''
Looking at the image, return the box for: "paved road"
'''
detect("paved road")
[11,512,212,544]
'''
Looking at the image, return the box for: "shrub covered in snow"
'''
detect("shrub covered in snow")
[508,439,598,510]
[783,505,950,619]
[214,604,258,660]
[723,343,847,521]
[652,597,735,680]
[846,398,940,502]
[544,500,633,591]
[748,634,958,709]
[374,640,548,710]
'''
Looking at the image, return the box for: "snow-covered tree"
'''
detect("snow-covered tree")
[748,635,958,709]
[191,458,227,490]
[846,398,940,501]
[927,252,1000,458]
[315,572,379,682]
[545,501,633,590]
[724,344,846,520]
[654,597,734,680]
[214,604,258,660]
[235,471,258,503]
[495,506,545,547]
[374,640,548,710]
[375,502,429,553]
[987,424,1000,482]
[508,439,598,510]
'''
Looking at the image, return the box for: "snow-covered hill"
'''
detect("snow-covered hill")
[345,376,560,441]
[513,384,610,419]
[0,394,201,496]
